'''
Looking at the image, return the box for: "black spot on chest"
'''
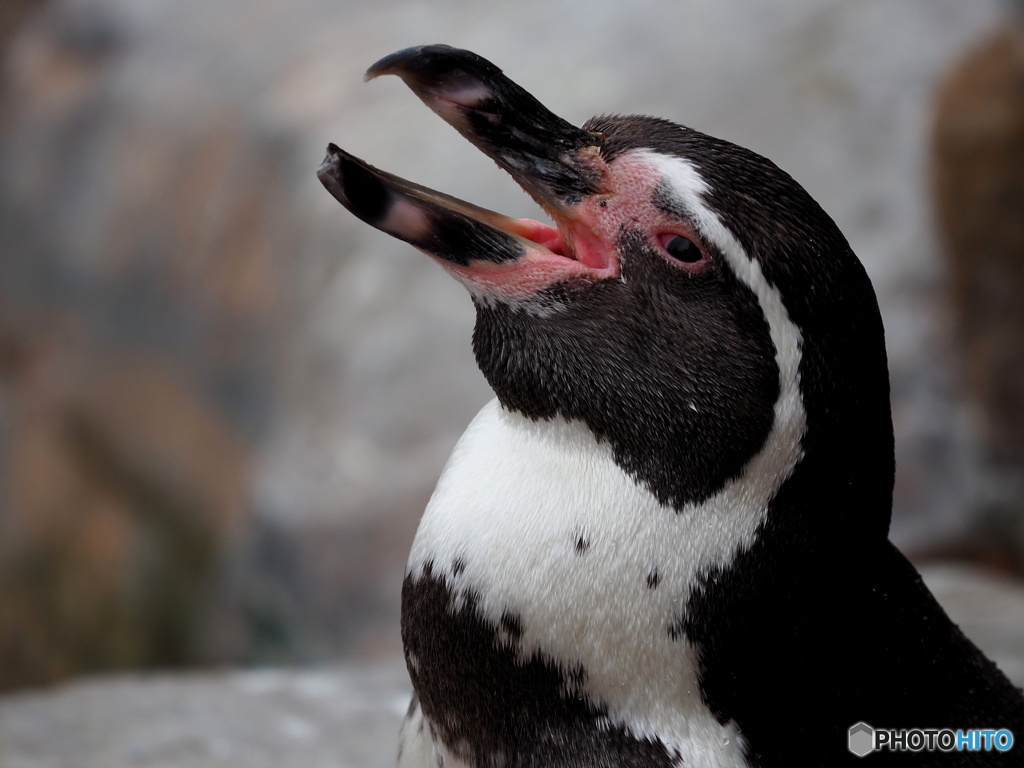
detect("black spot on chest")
[402,564,677,768]
[646,568,661,589]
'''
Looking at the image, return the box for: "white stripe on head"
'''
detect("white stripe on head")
[631,148,805,453]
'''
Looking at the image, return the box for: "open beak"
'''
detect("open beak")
[316,45,618,290]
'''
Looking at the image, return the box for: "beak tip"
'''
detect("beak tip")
[365,44,432,82]
[317,144,340,178]
[316,146,351,210]
[365,44,487,89]
[317,146,398,231]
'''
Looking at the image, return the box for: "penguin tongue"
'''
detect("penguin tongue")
[510,218,610,271]
[506,218,571,258]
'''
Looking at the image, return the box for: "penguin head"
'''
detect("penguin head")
[319,45,893,527]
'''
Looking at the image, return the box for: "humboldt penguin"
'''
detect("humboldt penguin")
[317,44,1024,768]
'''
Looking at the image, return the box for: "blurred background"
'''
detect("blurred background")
[0,0,1022,694]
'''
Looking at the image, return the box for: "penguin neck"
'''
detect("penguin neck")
[767,270,897,549]
[469,283,784,512]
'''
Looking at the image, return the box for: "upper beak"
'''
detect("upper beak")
[365,45,606,213]
[316,45,611,272]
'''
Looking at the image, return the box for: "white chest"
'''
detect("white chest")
[405,398,801,767]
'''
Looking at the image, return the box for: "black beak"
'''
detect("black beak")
[316,45,608,267]
[316,144,529,265]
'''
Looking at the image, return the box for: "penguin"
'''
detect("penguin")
[318,45,1024,768]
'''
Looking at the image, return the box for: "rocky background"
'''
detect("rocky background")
[0,0,1023,755]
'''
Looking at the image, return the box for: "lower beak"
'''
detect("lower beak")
[318,145,538,266]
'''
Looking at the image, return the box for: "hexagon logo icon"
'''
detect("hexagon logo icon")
[848,722,875,757]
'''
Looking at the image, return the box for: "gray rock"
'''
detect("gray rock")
[0,664,411,768]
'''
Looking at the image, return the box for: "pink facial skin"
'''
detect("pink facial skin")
[435,151,708,303]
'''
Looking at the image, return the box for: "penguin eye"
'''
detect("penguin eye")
[658,233,704,266]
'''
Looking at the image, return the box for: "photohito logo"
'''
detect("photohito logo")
[848,723,1015,756]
